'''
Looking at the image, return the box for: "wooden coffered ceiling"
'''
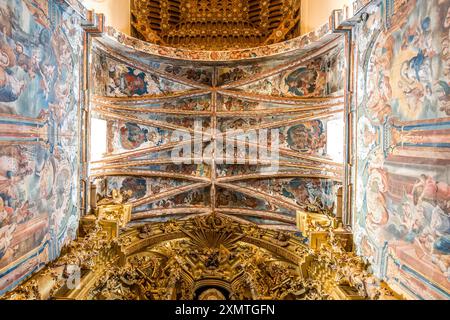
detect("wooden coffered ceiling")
[130,0,302,50]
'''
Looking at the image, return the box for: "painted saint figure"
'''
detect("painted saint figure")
[119,122,150,150]
[412,174,450,210]
[109,66,149,96]
[286,120,326,155]
[285,66,319,97]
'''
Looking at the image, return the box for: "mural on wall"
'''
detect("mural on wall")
[0,0,83,294]
[354,0,450,299]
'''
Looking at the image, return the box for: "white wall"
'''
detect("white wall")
[80,0,355,40]
[81,0,131,35]
[301,0,354,34]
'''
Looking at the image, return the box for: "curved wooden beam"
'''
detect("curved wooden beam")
[178,212,214,221]
[218,213,257,225]
[92,101,212,116]
[275,161,343,173]
[216,208,295,224]
[91,158,209,171]
[213,159,342,172]
[91,170,210,183]
[93,158,342,174]
[131,182,211,207]
[92,90,210,105]
[217,213,298,232]
[93,106,210,137]
[217,138,343,167]
[217,172,342,183]
[216,182,302,212]
[218,89,345,105]
[129,212,213,223]
[278,148,343,166]
[216,102,343,117]
[131,207,211,220]
[217,108,344,139]
[91,137,209,164]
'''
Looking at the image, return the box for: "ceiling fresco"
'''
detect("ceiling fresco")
[89,33,346,231]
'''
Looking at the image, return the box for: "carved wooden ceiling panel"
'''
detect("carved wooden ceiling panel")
[89,34,346,231]
[130,0,302,50]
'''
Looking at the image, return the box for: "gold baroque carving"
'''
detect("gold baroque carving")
[130,0,301,50]
[2,214,400,300]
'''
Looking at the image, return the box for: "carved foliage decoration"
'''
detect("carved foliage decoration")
[2,214,400,300]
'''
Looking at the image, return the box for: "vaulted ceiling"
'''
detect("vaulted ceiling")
[89,32,346,231]
[130,0,302,50]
